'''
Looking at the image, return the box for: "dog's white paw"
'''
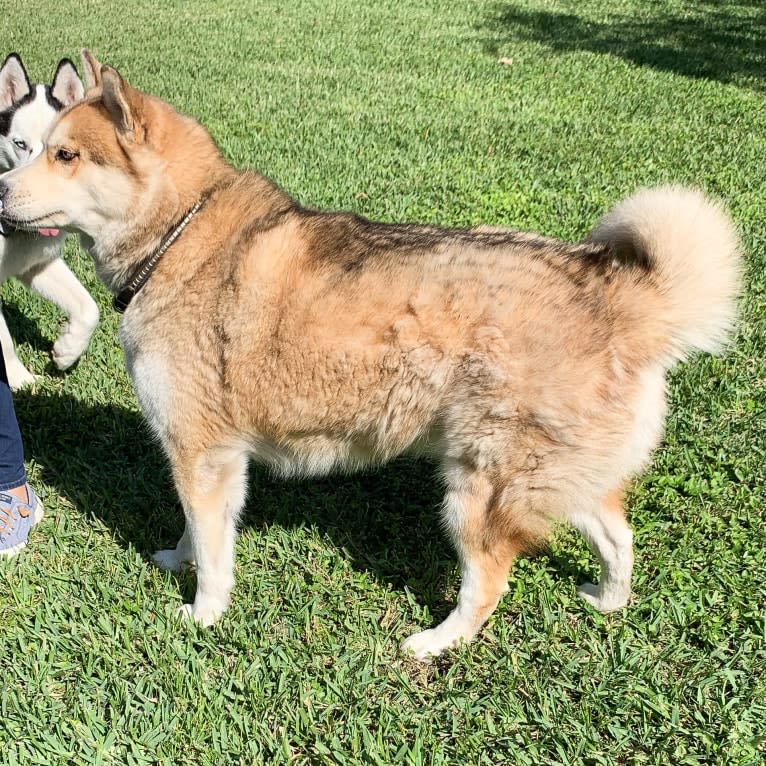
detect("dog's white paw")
[401,628,456,662]
[6,362,38,391]
[52,323,91,370]
[152,548,190,572]
[577,582,628,613]
[175,601,224,627]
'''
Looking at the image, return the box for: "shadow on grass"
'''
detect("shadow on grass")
[14,389,592,615]
[483,1,766,92]
[2,302,99,382]
[3,303,55,359]
[12,389,465,610]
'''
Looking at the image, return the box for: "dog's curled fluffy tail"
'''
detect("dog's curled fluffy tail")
[588,185,742,365]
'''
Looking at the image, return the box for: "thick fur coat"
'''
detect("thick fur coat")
[0,51,741,659]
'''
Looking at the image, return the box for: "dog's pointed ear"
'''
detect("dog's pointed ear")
[80,49,103,92]
[51,58,84,106]
[0,53,32,109]
[101,65,144,140]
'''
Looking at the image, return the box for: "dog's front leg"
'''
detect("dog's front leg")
[166,446,250,626]
[19,257,99,371]
[152,522,195,572]
[0,301,36,389]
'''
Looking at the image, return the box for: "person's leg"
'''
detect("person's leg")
[0,344,43,557]
[0,344,28,495]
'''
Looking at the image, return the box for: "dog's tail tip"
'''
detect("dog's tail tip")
[589,184,743,361]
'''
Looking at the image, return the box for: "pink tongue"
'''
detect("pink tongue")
[38,228,60,237]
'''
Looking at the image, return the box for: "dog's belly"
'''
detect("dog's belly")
[250,433,379,477]
[125,335,444,476]
[248,416,444,478]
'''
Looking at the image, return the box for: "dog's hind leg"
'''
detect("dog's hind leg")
[570,487,634,612]
[19,257,99,371]
[402,467,543,661]
[165,445,250,626]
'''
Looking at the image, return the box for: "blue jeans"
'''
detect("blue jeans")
[0,346,26,491]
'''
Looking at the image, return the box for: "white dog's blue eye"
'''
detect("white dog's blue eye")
[12,139,27,151]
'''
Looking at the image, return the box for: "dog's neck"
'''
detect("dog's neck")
[86,170,235,294]
[85,168,294,301]
[86,218,182,294]
[111,195,208,312]
[73,106,238,289]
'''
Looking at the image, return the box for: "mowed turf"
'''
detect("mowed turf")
[2,1,765,763]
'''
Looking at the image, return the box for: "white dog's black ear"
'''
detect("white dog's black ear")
[51,58,84,106]
[0,53,32,109]
[80,49,103,92]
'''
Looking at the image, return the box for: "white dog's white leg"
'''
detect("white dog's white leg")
[571,489,634,612]
[0,301,36,389]
[19,257,99,370]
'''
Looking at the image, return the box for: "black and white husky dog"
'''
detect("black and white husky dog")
[0,53,98,389]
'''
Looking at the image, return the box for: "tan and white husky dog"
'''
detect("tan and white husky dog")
[0,53,98,388]
[0,51,741,660]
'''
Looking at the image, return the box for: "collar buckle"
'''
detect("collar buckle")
[112,286,135,314]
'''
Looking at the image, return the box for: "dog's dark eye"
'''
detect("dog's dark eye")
[55,148,78,163]
[12,139,27,151]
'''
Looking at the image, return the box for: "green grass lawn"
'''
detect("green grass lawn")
[3,1,765,763]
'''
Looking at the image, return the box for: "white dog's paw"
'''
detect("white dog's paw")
[6,362,38,391]
[577,582,628,613]
[52,323,91,370]
[152,548,191,572]
[175,601,224,628]
[401,628,456,662]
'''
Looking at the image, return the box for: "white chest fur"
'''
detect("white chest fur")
[120,317,174,441]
